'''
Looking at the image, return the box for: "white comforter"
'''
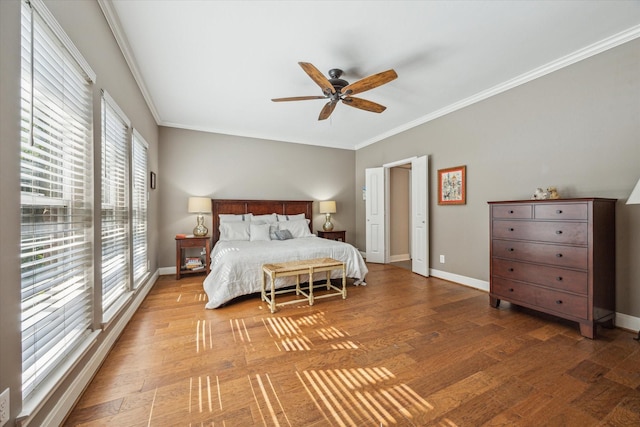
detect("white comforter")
[203,236,368,308]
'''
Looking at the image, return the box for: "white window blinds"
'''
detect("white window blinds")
[101,92,131,315]
[20,0,95,399]
[132,131,149,287]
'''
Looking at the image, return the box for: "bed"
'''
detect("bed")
[203,199,368,309]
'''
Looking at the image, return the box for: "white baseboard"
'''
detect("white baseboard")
[389,254,410,263]
[40,270,160,427]
[430,268,490,292]
[158,266,176,276]
[430,268,640,334]
[614,312,640,334]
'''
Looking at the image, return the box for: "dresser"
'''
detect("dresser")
[488,198,616,339]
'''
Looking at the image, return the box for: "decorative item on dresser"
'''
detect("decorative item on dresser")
[488,198,616,339]
[627,177,640,340]
[188,196,211,237]
[318,230,346,242]
[319,200,337,231]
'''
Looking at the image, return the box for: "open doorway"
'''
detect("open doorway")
[365,155,429,276]
[389,165,411,270]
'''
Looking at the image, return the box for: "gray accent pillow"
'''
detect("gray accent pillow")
[274,229,294,240]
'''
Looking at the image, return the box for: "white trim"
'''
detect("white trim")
[28,0,96,82]
[614,312,640,334]
[24,270,160,427]
[158,266,177,276]
[97,0,161,124]
[101,89,131,127]
[430,268,490,292]
[17,330,100,427]
[383,157,417,168]
[355,24,640,151]
[389,254,410,263]
[429,269,640,335]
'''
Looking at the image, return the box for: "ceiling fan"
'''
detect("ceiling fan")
[272,62,398,121]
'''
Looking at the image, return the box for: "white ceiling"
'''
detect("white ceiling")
[101,1,640,150]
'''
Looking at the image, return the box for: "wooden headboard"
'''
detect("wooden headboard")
[211,199,314,244]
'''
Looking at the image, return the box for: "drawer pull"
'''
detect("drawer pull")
[509,288,514,292]
[557,276,563,281]
[555,300,563,305]
[556,253,563,258]
[508,268,514,272]
[508,210,514,214]
[508,228,515,232]
[556,210,563,214]
[507,248,515,252]
[556,230,563,235]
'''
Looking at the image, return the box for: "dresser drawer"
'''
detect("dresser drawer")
[535,288,588,319]
[491,277,537,303]
[492,258,588,294]
[534,203,588,220]
[492,239,588,269]
[492,204,532,219]
[492,220,588,245]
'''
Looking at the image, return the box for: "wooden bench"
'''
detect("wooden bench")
[261,257,346,313]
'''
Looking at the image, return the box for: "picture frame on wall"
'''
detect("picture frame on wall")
[150,171,156,190]
[438,165,466,205]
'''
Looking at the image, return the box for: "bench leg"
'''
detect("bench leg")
[308,267,314,306]
[270,272,276,313]
[342,264,347,299]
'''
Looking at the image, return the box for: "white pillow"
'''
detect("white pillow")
[279,218,313,238]
[251,213,277,224]
[219,213,252,223]
[277,213,306,222]
[250,223,271,241]
[219,222,250,241]
[269,224,279,240]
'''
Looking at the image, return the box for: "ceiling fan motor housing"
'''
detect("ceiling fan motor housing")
[328,68,349,95]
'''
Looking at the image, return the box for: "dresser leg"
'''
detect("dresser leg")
[579,322,595,339]
[489,296,500,308]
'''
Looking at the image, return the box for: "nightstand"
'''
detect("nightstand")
[317,230,346,242]
[175,236,211,280]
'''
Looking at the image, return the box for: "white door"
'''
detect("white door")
[365,167,385,263]
[411,156,429,276]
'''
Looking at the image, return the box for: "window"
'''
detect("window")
[132,131,149,287]
[20,0,96,400]
[101,92,131,316]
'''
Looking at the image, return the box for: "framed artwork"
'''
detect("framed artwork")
[150,171,156,190]
[438,165,466,205]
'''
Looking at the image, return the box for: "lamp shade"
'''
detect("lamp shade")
[188,197,212,213]
[628,178,640,205]
[319,200,336,214]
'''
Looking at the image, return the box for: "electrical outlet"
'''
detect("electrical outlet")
[439,255,445,264]
[0,387,9,426]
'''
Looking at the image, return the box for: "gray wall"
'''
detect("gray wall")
[0,0,159,424]
[355,38,640,317]
[158,126,357,268]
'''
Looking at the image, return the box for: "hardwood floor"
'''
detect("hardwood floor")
[64,263,640,426]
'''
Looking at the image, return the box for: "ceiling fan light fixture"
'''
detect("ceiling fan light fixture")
[272,62,397,121]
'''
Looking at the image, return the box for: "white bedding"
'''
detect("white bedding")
[203,236,368,308]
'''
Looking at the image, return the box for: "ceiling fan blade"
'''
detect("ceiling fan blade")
[318,101,337,121]
[299,62,336,95]
[342,97,386,113]
[271,96,327,102]
[341,69,398,96]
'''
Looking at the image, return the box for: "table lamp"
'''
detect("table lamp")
[627,177,640,340]
[319,200,337,231]
[188,197,211,237]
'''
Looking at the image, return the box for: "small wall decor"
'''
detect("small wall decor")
[438,165,466,205]
[150,171,156,190]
